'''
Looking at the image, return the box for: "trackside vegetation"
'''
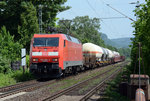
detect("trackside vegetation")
[130,1,150,76]
[0,69,34,87]
[99,66,130,101]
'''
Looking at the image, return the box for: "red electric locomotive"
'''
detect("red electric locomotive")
[29,34,83,77]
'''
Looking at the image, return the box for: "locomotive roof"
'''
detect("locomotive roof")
[33,33,81,44]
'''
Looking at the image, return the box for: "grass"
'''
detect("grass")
[0,69,34,87]
[98,66,130,101]
[78,66,120,94]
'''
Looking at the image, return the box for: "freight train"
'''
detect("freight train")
[29,34,125,78]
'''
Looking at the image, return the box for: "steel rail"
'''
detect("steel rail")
[42,62,126,101]
[79,64,124,101]
[0,80,56,99]
[0,80,37,92]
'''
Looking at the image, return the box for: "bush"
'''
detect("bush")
[26,55,30,68]
[0,55,11,73]
[0,26,23,62]
[0,26,23,73]
[0,69,34,87]
[0,73,16,87]
[12,69,34,82]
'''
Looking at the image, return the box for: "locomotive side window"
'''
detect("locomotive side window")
[33,37,59,47]
[64,40,66,47]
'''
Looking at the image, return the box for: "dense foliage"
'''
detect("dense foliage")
[18,2,39,51]
[0,26,22,73]
[118,48,131,58]
[0,0,69,51]
[131,0,150,76]
[0,26,23,61]
[0,55,11,73]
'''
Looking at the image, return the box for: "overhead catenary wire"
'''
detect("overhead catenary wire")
[86,0,103,21]
[100,17,126,19]
[99,0,135,21]
[106,4,135,21]
[86,0,120,37]
[86,0,129,38]
[97,0,136,38]
[100,0,124,38]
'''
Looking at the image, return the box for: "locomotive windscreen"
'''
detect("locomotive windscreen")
[33,38,59,47]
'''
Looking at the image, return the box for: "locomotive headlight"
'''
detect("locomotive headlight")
[33,58,38,62]
[52,58,58,62]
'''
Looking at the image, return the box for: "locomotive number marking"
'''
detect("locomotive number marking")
[42,52,48,56]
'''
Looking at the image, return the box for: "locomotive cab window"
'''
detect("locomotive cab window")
[33,37,59,47]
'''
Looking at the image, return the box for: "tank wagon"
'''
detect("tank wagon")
[82,43,104,68]
[113,51,126,63]
[105,49,115,64]
[29,34,125,78]
[29,34,83,77]
[101,48,108,64]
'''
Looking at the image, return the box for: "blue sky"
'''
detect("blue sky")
[57,0,145,39]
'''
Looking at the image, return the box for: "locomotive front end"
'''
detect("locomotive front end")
[30,35,62,78]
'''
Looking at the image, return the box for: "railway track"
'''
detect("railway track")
[79,63,124,101]
[42,61,128,101]
[0,67,97,99]
[0,61,128,100]
[0,79,56,99]
[0,80,37,92]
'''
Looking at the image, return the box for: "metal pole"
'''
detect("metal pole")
[139,42,141,89]
[135,1,141,89]
[130,0,141,88]
[39,5,42,34]
[60,20,72,35]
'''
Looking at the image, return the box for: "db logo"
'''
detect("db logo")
[42,52,48,56]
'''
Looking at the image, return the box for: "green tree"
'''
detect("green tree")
[0,26,22,73]
[18,2,39,51]
[0,0,70,50]
[0,26,22,61]
[58,16,105,47]
[0,55,11,73]
[31,0,70,30]
[118,48,131,58]
[131,1,150,76]
[106,45,118,52]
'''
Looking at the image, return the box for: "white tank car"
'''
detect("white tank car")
[106,49,114,59]
[113,51,120,57]
[113,51,117,57]
[116,52,120,56]
[83,43,104,61]
[104,48,109,60]
[102,48,107,61]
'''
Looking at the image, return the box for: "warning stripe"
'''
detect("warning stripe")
[21,56,26,59]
